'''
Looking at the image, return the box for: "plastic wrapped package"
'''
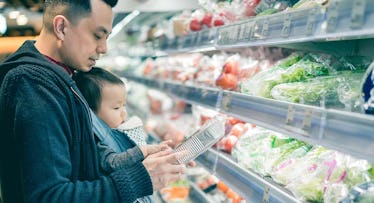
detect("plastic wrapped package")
[337,72,365,112]
[126,82,151,115]
[324,183,349,203]
[290,0,328,10]
[232,129,292,176]
[195,54,226,86]
[263,140,312,176]
[240,65,288,97]
[215,54,241,90]
[331,56,372,72]
[270,71,365,111]
[160,178,190,202]
[285,151,373,203]
[192,105,220,126]
[255,0,300,16]
[340,181,374,203]
[271,146,331,186]
[241,0,261,17]
[240,52,333,98]
[147,89,173,114]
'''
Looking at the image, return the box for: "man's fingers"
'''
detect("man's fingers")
[146,144,170,155]
[187,160,197,167]
[160,140,173,147]
[150,148,173,157]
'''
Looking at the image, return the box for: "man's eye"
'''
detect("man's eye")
[94,34,102,40]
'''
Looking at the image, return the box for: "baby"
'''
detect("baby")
[73,67,169,203]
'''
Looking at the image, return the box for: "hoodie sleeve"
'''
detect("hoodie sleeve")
[0,67,153,203]
[97,142,144,172]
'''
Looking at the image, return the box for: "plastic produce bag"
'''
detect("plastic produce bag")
[255,0,299,15]
[285,151,373,202]
[240,53,303,97]
[270,71,365,111]
[324,183,349,203]
[340,181,374,203]
[240,53,331,98]
[232,129,283,176]
[271,146,331,186]
[264,140,312,175]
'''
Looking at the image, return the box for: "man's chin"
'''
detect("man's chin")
[80,66,93,72]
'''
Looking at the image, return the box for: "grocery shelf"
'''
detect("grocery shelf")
[145,131,298,203]
[195,148,300,203]
[188,181,215,203]
[145,134,215,203]
[121,73,374,163]
[156,0,374,57]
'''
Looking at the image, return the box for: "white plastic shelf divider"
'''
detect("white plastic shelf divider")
[122,74,374,163]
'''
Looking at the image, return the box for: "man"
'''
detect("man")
[0,0,186,202]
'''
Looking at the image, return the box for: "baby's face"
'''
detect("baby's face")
[97,83,127,128]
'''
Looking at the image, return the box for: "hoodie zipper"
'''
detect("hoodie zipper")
[70,86,93,129]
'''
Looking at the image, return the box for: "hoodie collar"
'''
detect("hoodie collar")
[43,55,74,76]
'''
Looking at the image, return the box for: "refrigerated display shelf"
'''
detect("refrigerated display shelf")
[188,180,215,203]
[155,0,374,57]
[120,73,374,163]
[145,132,296,203]
[144,134,215,203]
[155,181,213,203]
[195,148,300,203]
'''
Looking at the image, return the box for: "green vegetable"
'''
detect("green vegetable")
[240,54,331,98]
[271,71,365,111]
[280,60,330,83]
[256,8,278,16]
[368,166,374,179]
[276,53,304,69]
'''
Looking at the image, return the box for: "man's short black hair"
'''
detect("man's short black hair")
[43,0,118,32]
[73,67,125,112]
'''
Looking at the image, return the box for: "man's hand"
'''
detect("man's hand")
[142,149,186,191]
[139,140,173,158]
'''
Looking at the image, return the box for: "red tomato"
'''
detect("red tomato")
[230,123,249,137]
[227,117,245,126]
[201,13,213,28]
[218,135,238,154]
[190,18,202,31]
[143,63,152,75]
[213,18,225,26]
[222,60,239,75]
[200,115,212,125]
[215,73,238,90]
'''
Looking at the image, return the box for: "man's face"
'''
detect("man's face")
[60,0,113,72]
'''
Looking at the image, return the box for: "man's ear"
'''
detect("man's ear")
[53,15,68,41]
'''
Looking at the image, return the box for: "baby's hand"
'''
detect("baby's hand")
[140,140,173,157]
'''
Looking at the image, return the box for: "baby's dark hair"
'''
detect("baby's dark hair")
[73,67,124,112]
[43,0,118,32]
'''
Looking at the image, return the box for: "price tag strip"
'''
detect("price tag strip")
[261,18,269,39]
[351,0,366,29]
[281,13,292,38]
[326,0,339,32]
[306,7,317,36]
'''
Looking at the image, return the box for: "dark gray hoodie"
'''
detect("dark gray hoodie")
[0,40,153,203]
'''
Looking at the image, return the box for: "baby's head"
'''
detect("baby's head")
[73,67,127,128]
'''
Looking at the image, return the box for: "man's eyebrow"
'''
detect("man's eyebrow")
[96,26,111,35]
